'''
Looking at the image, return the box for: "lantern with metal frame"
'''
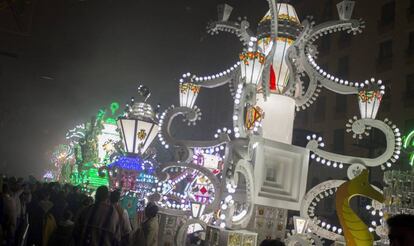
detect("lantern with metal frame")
[357,79,385,119]
[179,76,201,108]
[239,51,266,85]
[190,201,206,218]
[117,85,159,156]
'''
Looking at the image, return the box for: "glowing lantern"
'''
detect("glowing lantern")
[293,216,309,234]
[191,201,206,218]
[257,3,301,94]
[217,3,233,22]
[179,82,201,108]
[239,51,266,85]
[337,0,355,21]
[358,79,385,119]
[117,86,158,155]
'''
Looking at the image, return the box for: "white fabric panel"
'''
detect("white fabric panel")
[120,119,136,153]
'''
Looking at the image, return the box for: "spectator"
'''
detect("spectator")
[2,183,17,246]
[387,214,414,246]
[142,202,159,246]
[48,209,75,246]
[27,188,57,246]
[73,186,121,246]
[67,186,81,214]
[260,239,286,246]
[110,190,132,245]
[50,191,67,223]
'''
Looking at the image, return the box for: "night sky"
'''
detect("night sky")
[0,0,273,177]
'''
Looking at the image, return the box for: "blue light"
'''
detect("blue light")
[108,156,154,172]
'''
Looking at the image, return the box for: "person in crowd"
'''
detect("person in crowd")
[67,186,81,214]
[73,185,121,246]
[50,190,67,223]
[142,202,159,246]
[27,188,57,246]
[110,190,132,245]
[74,194,93,221]
[9,178,23,235]
[387,214,414,246]
[48,209,75,246]
[2,183,17,246]
[260,239,286,246]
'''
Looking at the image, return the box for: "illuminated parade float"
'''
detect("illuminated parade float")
[49,0,414,245]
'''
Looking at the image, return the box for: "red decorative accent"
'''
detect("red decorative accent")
[269,64,276,90]
[212,169,220,174]
[200,186,207,194]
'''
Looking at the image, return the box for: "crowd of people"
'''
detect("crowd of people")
[0,177,158,246]
[1,176,414,246]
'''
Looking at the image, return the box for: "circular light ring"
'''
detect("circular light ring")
[160,162,221,214]
[175,219,207,246]
[301,180,345,241]
[302,180,383,241]
[226,159,254,229]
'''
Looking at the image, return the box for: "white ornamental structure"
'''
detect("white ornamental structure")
[95,0,402,245]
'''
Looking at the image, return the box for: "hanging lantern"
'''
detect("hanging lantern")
[117,86,158,155]
[257,3,301,94]
[358,79,385,119]
[217,3,233,22]
[179,82,201,108]
[293,216,309,234]
[190,201,206,218]
[337,0,355,21]
[239,51,266,85]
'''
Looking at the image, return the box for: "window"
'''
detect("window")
[381,81,391,111]
[320,36,331,53]
[406,74,414,97]
[379,40,393,59]
[322,0,333,21]
[337,56,349,78]
[333,129,345,153]
[408,32,414,55]
[338,32,351,47]
[315,96,326,121]
[380,1,395,25]
[405,119,414,133]
[335,94,347,113]
[410,0,414,14]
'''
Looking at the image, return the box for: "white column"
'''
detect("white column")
[256,94,296,144]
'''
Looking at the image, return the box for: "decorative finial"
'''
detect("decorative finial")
[137,85,151,101]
